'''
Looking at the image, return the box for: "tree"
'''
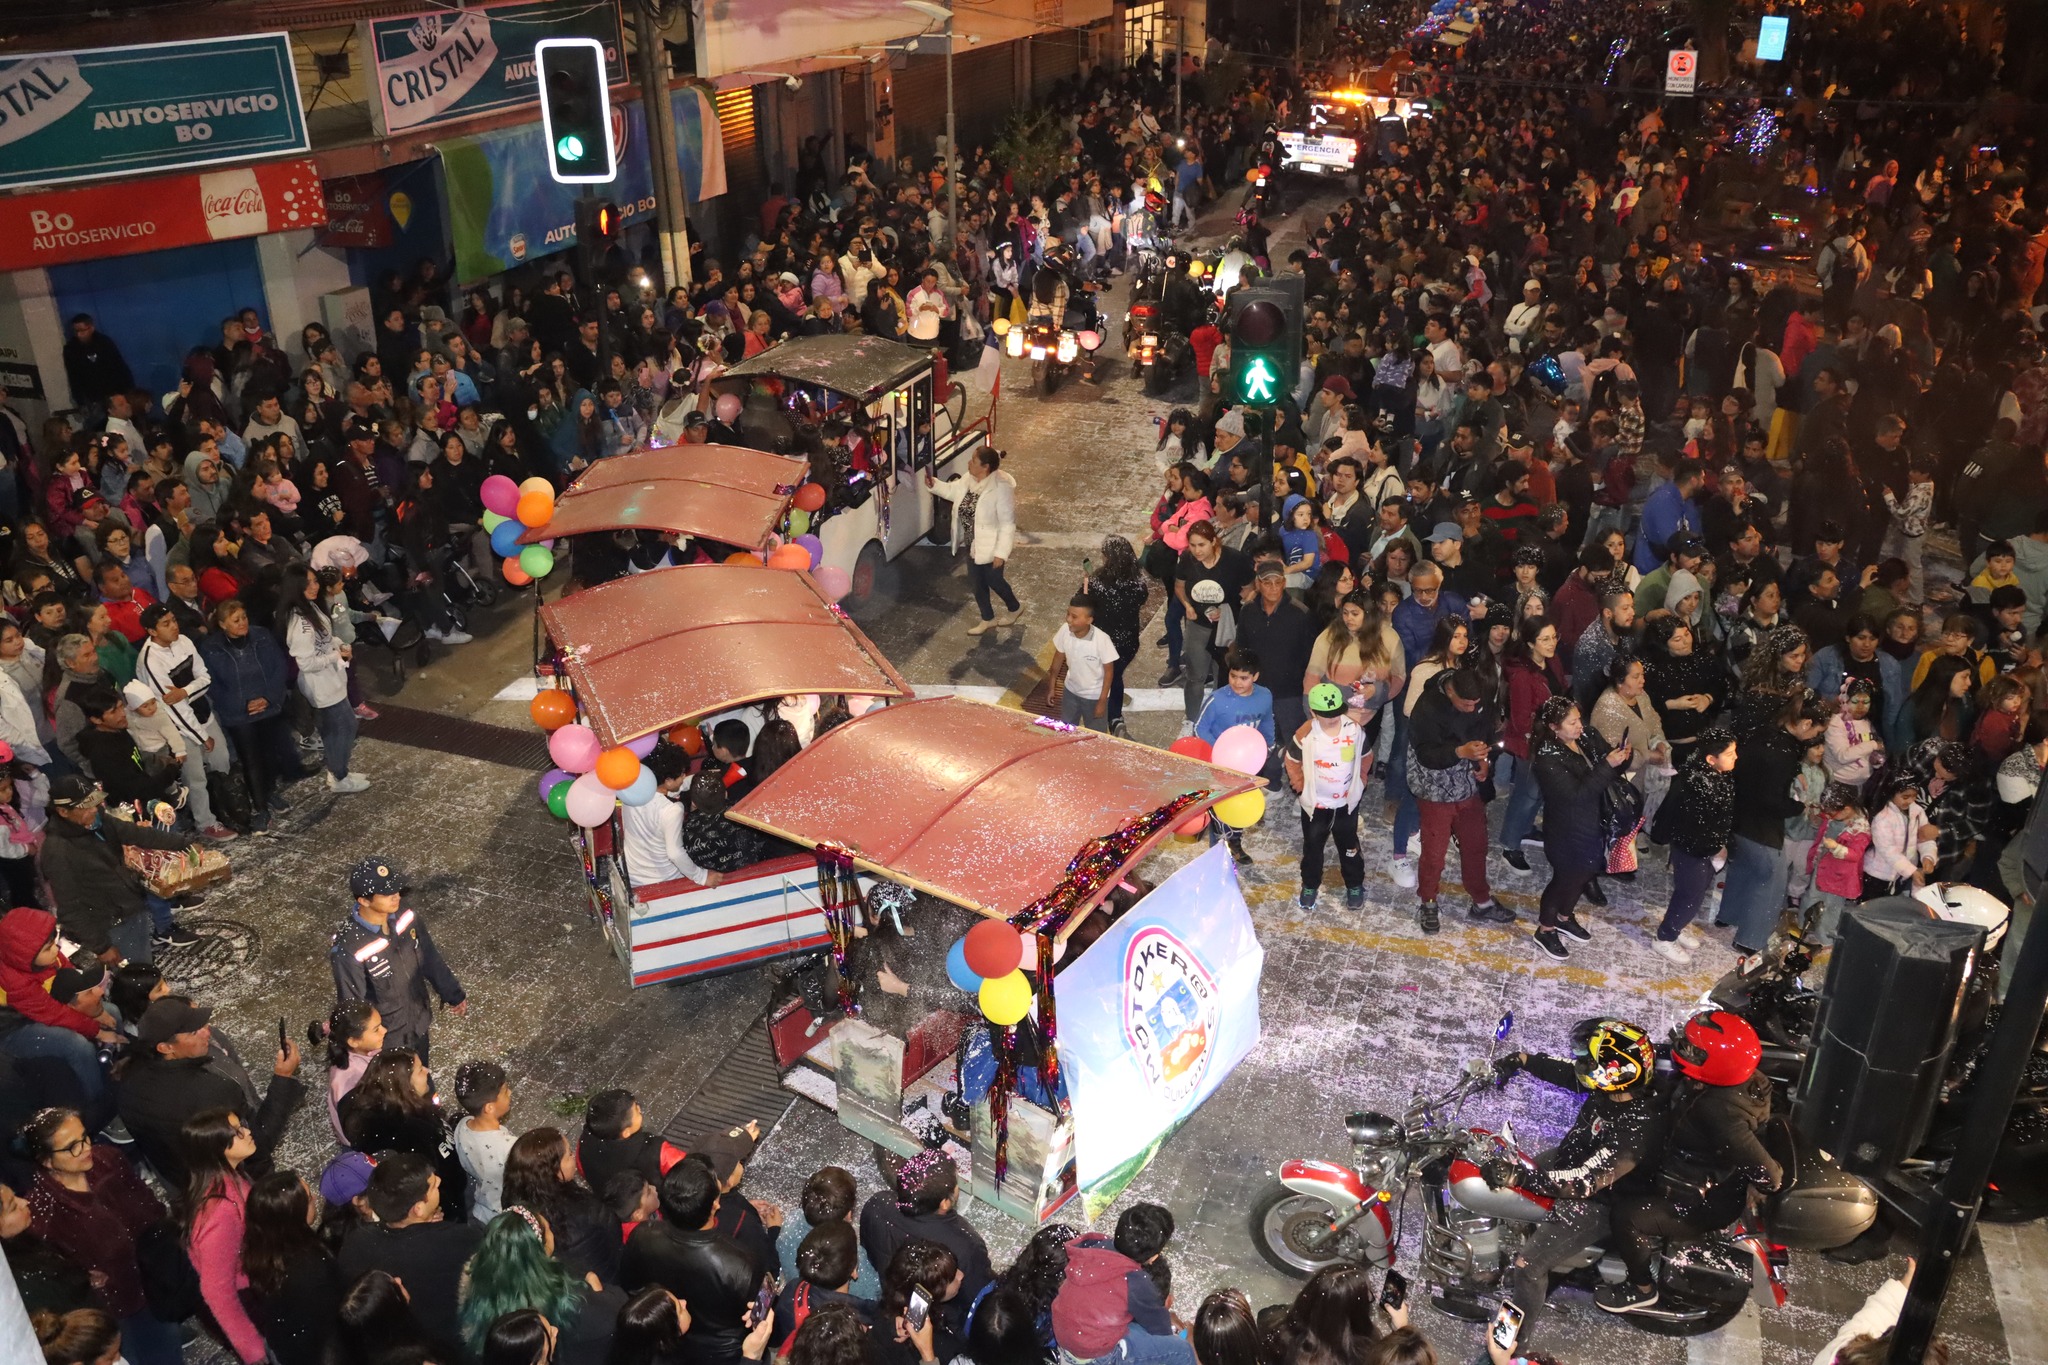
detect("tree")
[992,110,1069,199]
[1692,0,1734,87]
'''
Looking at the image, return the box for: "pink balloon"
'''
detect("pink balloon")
[815,564,852,602]
[547,723,602,774]
[625,732,660,759]
[714,393,742,423]
[480,474,520,517]
[565,771,616,827]
[1211,724,1270,776]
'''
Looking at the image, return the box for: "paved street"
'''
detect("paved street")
[164,191,2048,1365]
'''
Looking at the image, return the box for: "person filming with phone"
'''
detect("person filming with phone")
[1485,1018,1666,1353]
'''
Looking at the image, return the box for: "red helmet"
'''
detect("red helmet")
[1671,1011,1762,1087]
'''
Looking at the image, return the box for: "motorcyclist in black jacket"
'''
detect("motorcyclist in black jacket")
[1598,1010,1783,1314]
[1489,1017,1666,1348]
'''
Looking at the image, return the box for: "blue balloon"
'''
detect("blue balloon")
[945,937,983,993]
[490,520,525,558]
[618,766,660,807]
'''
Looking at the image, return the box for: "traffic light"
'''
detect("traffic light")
[1227,284,1302,407]
[536,37,616,184]
[575,196,623,252]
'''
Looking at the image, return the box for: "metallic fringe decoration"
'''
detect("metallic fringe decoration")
[991,1022,1017,1183]
[1035,929,1062,1114]
[815,844,863,1016]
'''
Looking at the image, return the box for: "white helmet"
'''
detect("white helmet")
[1912,882,2011,951]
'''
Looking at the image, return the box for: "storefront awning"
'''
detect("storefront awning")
[518,445,806,552]
[539,564,911,746]
[727,697,1261,923]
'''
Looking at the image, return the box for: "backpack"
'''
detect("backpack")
[136,1220,205,1322]
[1816,240,1839,288]
[776,1283,810,1358]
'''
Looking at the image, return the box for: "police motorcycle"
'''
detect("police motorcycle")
[1014,247,1106,395]
[1249,1012,1876,1338]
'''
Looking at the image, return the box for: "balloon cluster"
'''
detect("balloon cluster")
[723,486,852,604]
[1164,726,1268,835]
[480,475,559,585]
[945,919,1040,1026]
[529,688,662,827]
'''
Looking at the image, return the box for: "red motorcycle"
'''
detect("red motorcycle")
[1250,1050,1873,1337]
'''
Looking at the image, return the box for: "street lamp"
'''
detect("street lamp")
[901,0,959,260]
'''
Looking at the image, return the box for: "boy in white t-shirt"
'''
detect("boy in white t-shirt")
[1050,595,1119,733]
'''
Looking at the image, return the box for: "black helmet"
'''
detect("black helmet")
[1570,1018,1655,1094]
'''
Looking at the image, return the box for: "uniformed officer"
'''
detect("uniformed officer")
[329,856,467,1064]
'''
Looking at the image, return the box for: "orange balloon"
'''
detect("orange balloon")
[595,746,642,791]
[515,490,555,528]
[792,483,827,513]
[724,551,762,565]
[767,544,811,570]
[667,724,705,755]
[530,691,577,731]
[502,556,533,586]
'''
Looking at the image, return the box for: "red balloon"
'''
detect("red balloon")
[667,724,705,755]
[792,483,827,513]
[1175,812,1208,836]
[1168,736,1213,762]
[962,918,1024,978]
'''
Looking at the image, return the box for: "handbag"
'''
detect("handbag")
[205,765,257,834]
[135,1219,205,1322]
[1141,538,1178,582]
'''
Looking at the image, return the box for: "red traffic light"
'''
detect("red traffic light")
[594,202,621,237]
[1234,299,1286,346]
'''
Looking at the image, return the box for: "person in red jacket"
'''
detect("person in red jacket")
[0,907,116,1127]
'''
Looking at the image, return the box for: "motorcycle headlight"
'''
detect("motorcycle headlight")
[1005,329,1025,358]
[1057,335,1078,364]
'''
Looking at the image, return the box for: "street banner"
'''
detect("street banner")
[0,158,327,273]
[0,34,308,190]
[442,86,726,282]
[1056,842,1263,1217]
[370,0,627,135]
[1665,48,1698,95]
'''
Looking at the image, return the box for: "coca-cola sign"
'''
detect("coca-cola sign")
[0,157,324,271]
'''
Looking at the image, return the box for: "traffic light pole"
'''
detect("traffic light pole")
[635,0,694,289]
[578,196,617,390]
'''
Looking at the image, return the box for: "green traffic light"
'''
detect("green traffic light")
[556,133,585,162]
[1238,355,1280,404]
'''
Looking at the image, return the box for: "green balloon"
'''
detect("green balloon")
[481,510,509,532]
[545,778,572,819]
[787,507,810,536]
[518,544,556,579]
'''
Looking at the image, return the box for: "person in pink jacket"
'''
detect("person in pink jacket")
[1804,786,1873,944]
[184,1106,267,1364]
[313,999,386,1145]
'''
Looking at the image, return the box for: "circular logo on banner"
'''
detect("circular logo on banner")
[1122,925,1219,1105]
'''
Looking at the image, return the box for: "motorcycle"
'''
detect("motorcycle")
[1013,284,1107,396]
[1122,271,1194,399]
[1251,1049,1876,1337]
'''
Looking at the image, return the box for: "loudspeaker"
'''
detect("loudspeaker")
[1793,898,1983,1176]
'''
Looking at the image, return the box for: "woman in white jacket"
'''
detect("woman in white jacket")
[926,447,1023,637]
[280,562,368,794]
[134,606,236,836]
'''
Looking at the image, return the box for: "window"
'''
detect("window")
[1125,1,1167,65]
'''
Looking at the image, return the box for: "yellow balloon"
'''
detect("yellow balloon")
[1211,788,1266,829]
[979,969,1033,1026]
[388,191,413,230]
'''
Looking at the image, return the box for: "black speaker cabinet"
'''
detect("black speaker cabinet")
[1793,898,1984,1176]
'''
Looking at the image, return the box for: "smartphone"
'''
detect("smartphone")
[752,1280,775,1325]
[1379,1269,1408,1313]
[278,1017,289,1054]
[906,1288,931,1333]
[1490,1301,1524,1353]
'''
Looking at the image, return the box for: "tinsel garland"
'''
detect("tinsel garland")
[814,845,866,1016]
[987,791,1210,1180]
[990,1023,1018,1183]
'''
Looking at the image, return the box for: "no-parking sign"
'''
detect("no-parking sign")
[1666,48,1698,95]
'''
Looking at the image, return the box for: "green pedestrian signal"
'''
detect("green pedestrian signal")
[556,134,586,163]
[1239,355,1281,403]
[1226,293,1300,407]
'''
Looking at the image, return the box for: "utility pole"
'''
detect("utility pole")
[1294,0,1303,71]
[945,20,959,255]
[634,0,693,289]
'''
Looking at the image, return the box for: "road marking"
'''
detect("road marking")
[494,677,542,701]
[1685,1299,1762,1365]
[1979,1220,2048,1365]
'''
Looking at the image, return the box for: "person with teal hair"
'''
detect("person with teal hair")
[459,1206,624,1362]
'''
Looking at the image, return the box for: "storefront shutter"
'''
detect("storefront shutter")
[1031,29,1085,98]
[890,54,949,165]
[950,41,1018,149]
[717,85,764,210]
